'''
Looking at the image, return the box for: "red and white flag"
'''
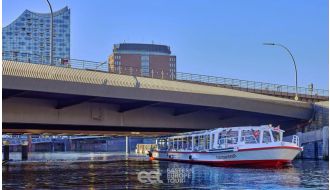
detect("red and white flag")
[273,125,281,131]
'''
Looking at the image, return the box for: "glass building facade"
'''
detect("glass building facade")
[2,7,70,65]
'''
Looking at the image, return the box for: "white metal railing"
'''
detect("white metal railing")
[31,138,53,143]
[292,135,300,146]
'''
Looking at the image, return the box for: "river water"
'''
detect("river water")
[2,152,329,189]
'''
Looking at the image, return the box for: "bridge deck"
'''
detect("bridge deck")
[2,60,313,106]
[2,60,319,135]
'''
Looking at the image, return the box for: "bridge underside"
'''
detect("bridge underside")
[3,89,306,136]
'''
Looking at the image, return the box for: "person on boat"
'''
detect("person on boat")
[252,129,260,138]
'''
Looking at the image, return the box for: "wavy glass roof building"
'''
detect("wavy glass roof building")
[2,7,70,65]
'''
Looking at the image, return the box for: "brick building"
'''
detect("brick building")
[108,43,176,79]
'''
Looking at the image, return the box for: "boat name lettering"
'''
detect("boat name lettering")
[216,154,237,159]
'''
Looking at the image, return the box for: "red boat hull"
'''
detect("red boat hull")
[153,158,291,168]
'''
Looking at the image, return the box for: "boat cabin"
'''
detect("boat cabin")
[156,125,284,152]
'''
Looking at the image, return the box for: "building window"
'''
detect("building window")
[141,55,149,77]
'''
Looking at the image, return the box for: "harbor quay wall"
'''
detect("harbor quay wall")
[69,137,155,152]
[284,126,329,160]
[7,137,156,153]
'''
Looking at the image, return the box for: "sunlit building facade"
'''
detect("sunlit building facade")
[2,7,70,64]
[108,43,176,79]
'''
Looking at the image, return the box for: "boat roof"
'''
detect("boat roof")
[163,125,284,139]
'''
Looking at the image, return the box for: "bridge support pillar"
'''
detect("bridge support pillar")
[63,139,71,152]
[21,141,28,161]
[51,141,55,152]
[126,136,129,155]
[65,139,72,151]
[3,141,10,161]
[27,135,33,152]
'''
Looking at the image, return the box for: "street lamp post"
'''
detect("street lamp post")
[45,0,54,65]
[263,43,299,101]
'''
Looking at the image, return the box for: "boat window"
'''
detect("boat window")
[227,131,238,144]
[218,130,238,144]
[182,138,187,150]
[241,130,259,144]
[193,136,199,150]
[218,130,239,148]
[178,138,182,150]
[205,135,210,149]
[173,139,178,150]
[168,140,173,150]
[218,130,227,141]
[211,134,215,149]
[262,131,272,143]
[272,131,281,142]
[157,139,167,150]
[199,136,205,150]
[252,129,261,143]
[188,137,192,150]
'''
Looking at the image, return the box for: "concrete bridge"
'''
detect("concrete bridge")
[2,60,323,136]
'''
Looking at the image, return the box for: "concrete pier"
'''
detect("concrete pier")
[21,141,28,160]
[322,126,329,160]
[51,141,55,152]
[63,139,72,152]
[3,141,10,161]
[27,135,32,152]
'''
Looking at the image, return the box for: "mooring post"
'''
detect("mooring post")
[21,140,29,161]
[3,141,10,161]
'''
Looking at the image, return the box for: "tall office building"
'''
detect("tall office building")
[108,43,176,79]
[2,7,70,64]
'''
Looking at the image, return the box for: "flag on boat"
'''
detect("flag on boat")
[273,125,281,131]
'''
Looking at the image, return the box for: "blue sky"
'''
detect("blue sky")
[3,0,329,89]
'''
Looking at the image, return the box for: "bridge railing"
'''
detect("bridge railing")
[3,51,329,98]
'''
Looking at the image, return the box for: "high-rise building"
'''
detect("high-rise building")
[108,43,176,79]
[2,7,70,65]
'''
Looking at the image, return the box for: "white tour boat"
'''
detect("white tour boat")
[149,125,303,168]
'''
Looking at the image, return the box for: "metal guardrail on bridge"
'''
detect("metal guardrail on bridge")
[2,135,108,145]
[2,51,329,99]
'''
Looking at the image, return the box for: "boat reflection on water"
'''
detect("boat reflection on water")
[154,160,302,189]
